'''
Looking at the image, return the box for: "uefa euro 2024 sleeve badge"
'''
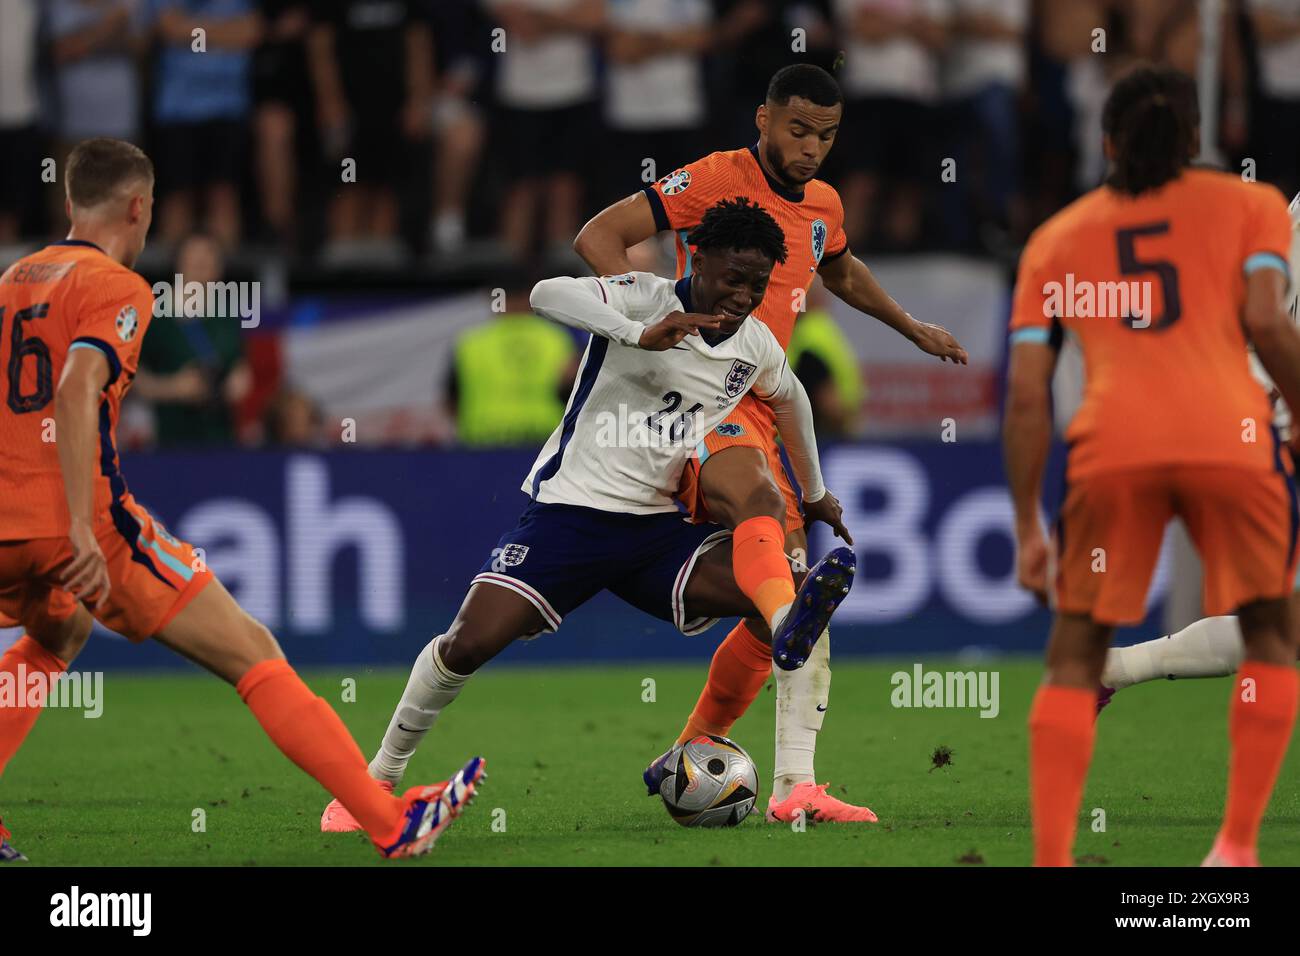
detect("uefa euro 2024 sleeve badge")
[115,304,139,343]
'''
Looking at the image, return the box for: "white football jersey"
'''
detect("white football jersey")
[524,272,788,514]
[1247,190,1300,435]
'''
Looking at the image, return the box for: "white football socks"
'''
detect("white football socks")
[1102,616,1244,691]
[368,635,469,784]
[772,628,830,802]
[768,601,793,639]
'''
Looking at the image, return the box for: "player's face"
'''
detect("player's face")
[757,97,842,187]
[694,248,774,331]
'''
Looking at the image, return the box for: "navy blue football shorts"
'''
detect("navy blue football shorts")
[472,500,731,636]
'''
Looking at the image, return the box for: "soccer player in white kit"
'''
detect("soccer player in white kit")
[320,198,858,831]
[1099,191,1300,708]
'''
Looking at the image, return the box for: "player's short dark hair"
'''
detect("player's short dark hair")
[688,197,788,266]
[66,138,154,208]
[1103,65,1198,196]
[766,64,843,109]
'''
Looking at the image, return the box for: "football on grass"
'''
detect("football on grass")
[658,734,758,827]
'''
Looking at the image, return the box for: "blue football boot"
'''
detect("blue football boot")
[772,546,856,670]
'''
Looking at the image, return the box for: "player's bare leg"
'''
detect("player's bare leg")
[323,583,544,833]
[1029,612,1114,866]
[156,577,481,857]
[0,605,95,862]
[1204,596,1298,867]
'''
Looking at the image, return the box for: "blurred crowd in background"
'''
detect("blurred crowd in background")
[1,0,1299,450]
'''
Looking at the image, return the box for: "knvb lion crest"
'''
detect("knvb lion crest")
[811,219,827,262]
[492,544,529,572]
[725,360,757,398]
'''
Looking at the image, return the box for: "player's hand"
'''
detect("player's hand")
[61,518,110,611]
[1015,524,1050,605]
[909,319,969,365]
[638,311,723,351]
[803,491,853,545]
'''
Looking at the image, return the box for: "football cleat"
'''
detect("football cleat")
[643,746,676,797]
[321,779,395,833]
[0,818,25,863]
[772,546,856,670]
[765,781,878,824]
[375,756,486,859]
[1201,835,1260,868]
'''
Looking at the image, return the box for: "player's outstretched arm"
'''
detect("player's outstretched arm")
[1002,341,1055,603]
[818,251,969,364]
[530,275,722,349]
[761,365,851,543]
[54,347,113,609]
[573,192,660,277]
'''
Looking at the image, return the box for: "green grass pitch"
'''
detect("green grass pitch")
[6,656,1299,866]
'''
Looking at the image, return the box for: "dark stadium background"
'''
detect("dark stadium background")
[1,0,1296,669]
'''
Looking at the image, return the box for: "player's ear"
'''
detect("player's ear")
[1102,133,1116,162]
[755,104,767,136]
[690,249,704,277]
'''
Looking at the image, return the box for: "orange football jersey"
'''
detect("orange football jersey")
[644,146,849,351]
[0,240,153,538]
[1010,169,1293,479]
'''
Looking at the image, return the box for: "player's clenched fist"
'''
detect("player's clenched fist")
[638,310,724,350]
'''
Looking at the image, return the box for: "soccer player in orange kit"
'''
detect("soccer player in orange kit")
[0,138,481,862]
[1005,66,1300,866]
[574,63,969,823]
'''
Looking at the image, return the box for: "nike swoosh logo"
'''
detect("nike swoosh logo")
[816,704,827,712]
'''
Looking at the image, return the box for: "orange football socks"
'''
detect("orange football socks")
[236,659,402,840]
[732,515,796,633]
[1218,661,1299,853]
[677,621,772,744]
[1028,684,1097,866]
[0,635,67,777]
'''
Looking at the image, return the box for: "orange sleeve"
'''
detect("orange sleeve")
[1240,183,1293,280]
[1009,227,1058,345]
[822,186,849,262]
[68,273,154,386]
[642,152,738,233]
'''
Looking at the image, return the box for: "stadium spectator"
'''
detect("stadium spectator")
[1248,0,1300,198]
[600,0,712,209]
[133,234,253,446]
[445,284,577,447]
[481,0,603,263]
[147,0,263,248]
[1038,0,1115,192]
[1128,0,1247,157]
[940,0,1029,252]
[251,1,313,247]
[711,1,838,152]
[833,0,951,251]
[429,0,491,256]
[0,0,41,244]
[263,385,326,446]
[307,0,436,263]
[45,1,147,236]
[788,280,864,440]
